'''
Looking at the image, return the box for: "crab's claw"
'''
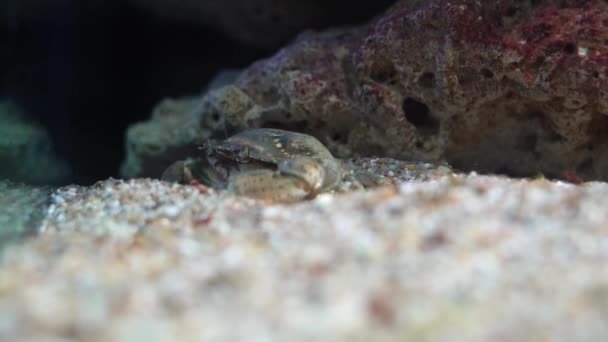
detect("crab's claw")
[351,171,393,188]
[161,157,231,190]
[161,160,195,183]
[226,169,311,203]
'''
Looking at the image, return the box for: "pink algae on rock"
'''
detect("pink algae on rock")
[348,0,608,179]
[123,0,608,181]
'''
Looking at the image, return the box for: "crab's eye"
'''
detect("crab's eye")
[215,146,233,157]
[237,146,250,162]
[199,140,215,154]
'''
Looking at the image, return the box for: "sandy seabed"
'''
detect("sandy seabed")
[1,158,607,341]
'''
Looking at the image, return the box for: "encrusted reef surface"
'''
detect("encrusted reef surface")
[124,0,608,181]
[2,167,608,340]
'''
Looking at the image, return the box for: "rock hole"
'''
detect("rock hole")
[369,57,397,84]
[331,132,344,142]
[531,56,545,68]
[402,98,438,133]
[546,129,564,143]
[563,43,576,54]
[202,110,224,130]
[505,6,518,17]
[480,68,494,79]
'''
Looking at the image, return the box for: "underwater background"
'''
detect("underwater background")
[3,2,608,340]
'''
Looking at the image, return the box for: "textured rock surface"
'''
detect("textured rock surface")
[1,165,608,340]
[0,101,70,184]
[124,0,608,181]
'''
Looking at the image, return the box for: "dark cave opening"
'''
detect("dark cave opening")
[2,3,266,185]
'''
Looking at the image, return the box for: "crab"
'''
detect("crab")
[162,128,391,202]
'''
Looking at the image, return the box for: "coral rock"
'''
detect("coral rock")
[125,0,608,181]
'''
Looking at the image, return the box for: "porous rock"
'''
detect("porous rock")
[124,0,608,181]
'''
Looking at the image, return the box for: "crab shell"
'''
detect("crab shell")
[214,128,344,193]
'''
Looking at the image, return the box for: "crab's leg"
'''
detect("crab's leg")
[226,169,311,203]
[343,171,393,189]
